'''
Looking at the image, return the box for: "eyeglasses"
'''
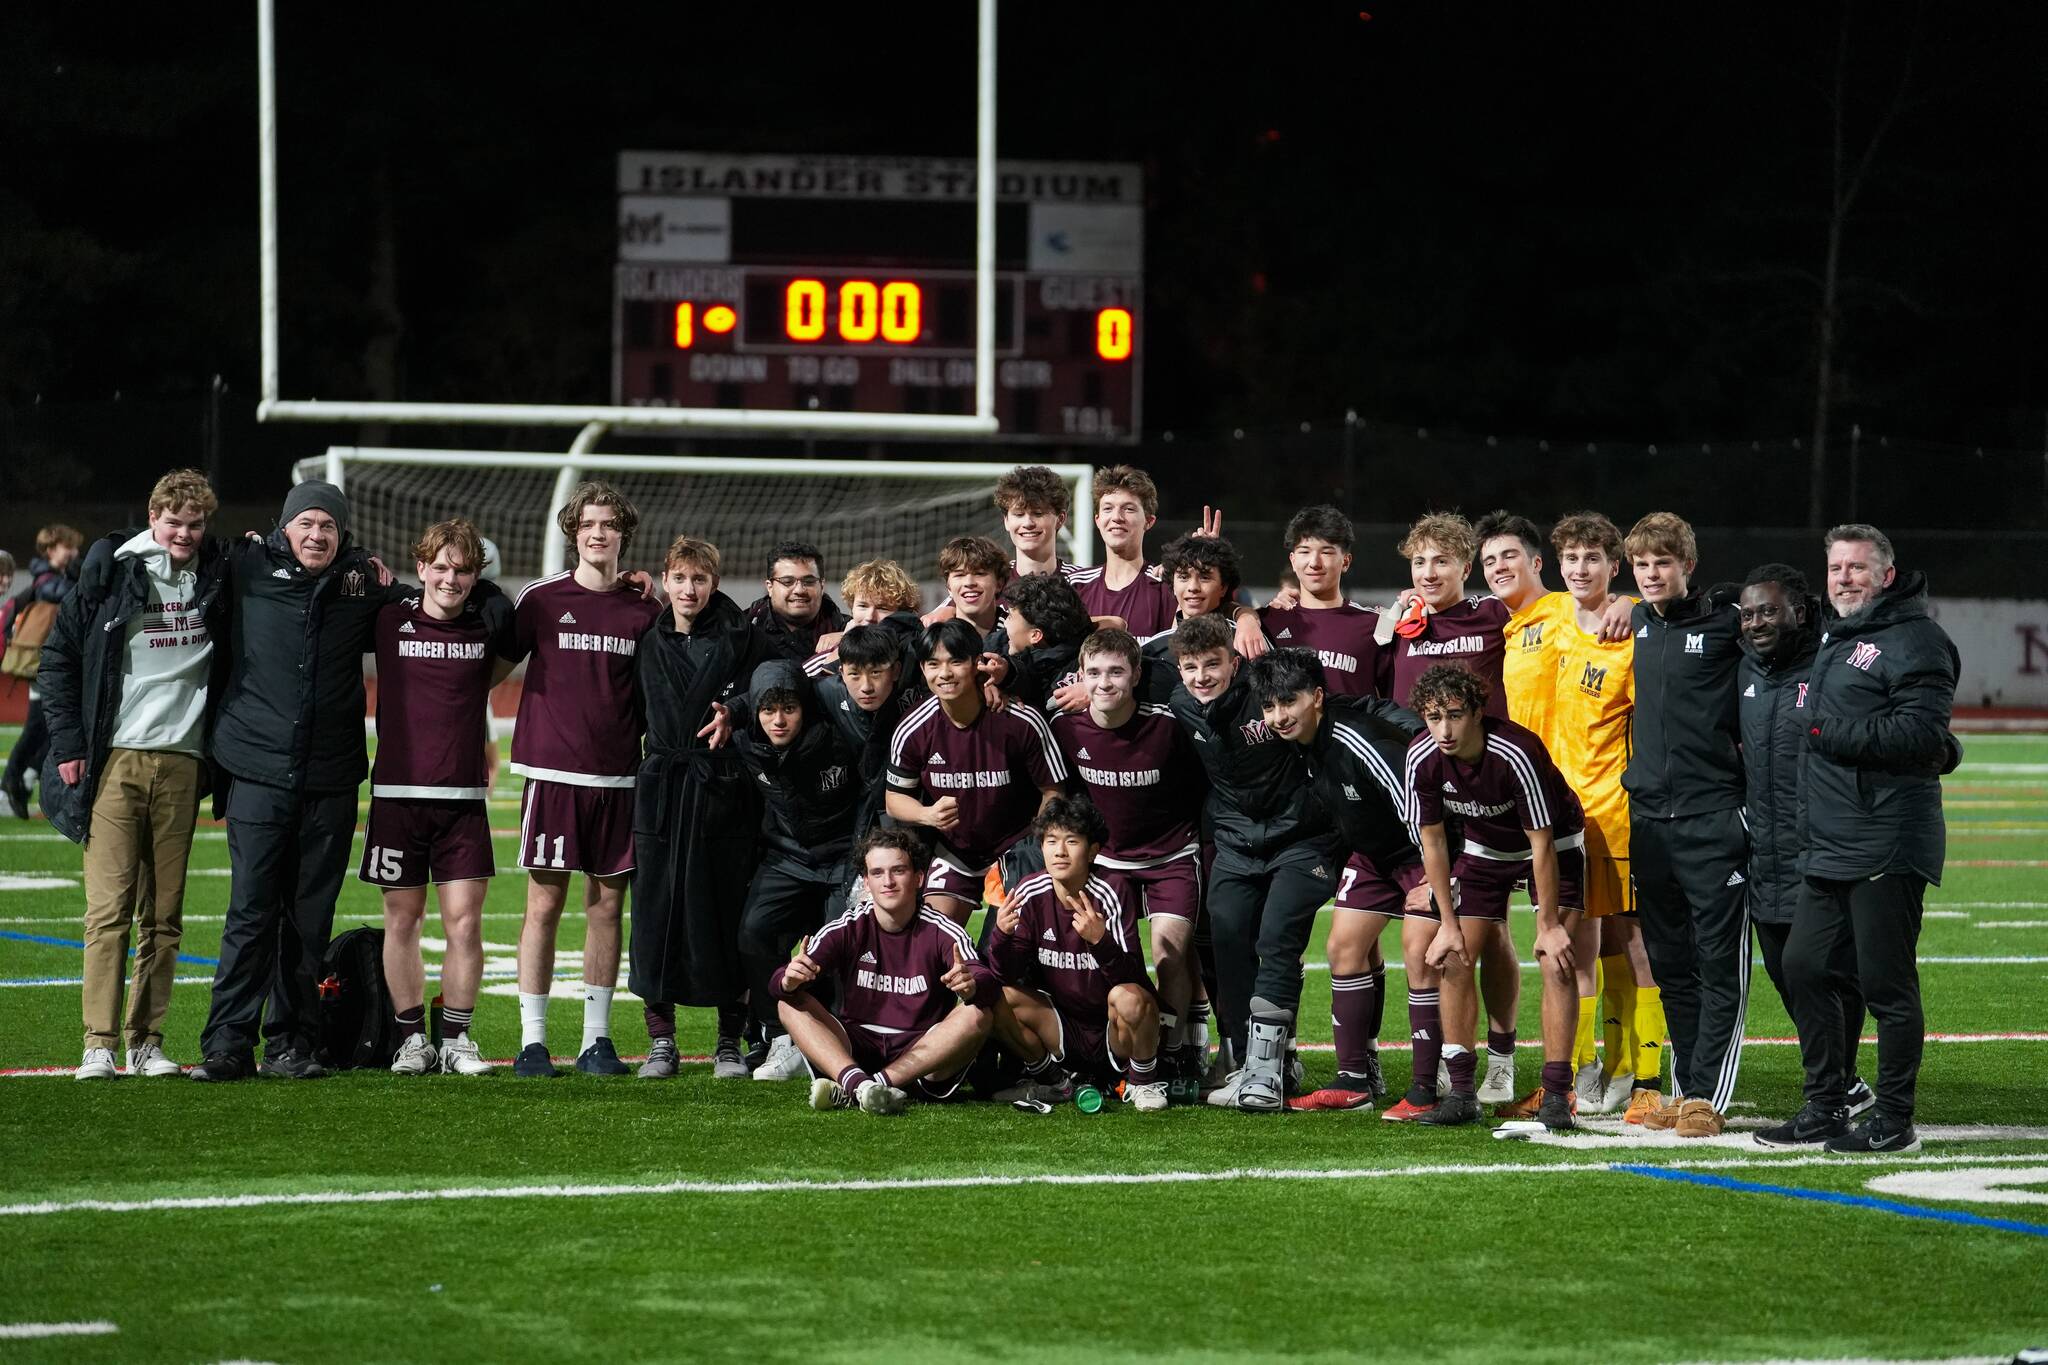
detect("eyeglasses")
[770,575,821,589]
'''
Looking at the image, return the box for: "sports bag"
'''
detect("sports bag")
[317,926,401,1070]
[0,600,57,679]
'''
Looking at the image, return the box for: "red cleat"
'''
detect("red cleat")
[1288,1087,1375,1112]
[1380,1096,1435,1122]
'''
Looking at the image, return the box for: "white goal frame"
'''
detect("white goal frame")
[255,0,1002,441]
[311,447,1094,577]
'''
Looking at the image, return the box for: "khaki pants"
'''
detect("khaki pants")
[81,749,201,1052]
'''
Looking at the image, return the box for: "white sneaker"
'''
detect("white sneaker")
[1128,1080,1169,1112]
[1436,1059,1452,1098]
[752,1035,809,1082]
[76,1047,117,1081]
[1203,1068,1249,1108]
[855,1077,908,1115]
[1200,1045,1237,1093]
[437,1035,493,1076]
[1600,1069,1636,1115]
[809,1077,849,1110]
[1574,1060,1606,1113]
[1478,1052,1516,1104]
[390,1034,438,1075]
[125,1042,181,1077]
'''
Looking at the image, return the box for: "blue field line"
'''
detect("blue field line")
[1614,1163,2048,1238]
[0,929,219,968]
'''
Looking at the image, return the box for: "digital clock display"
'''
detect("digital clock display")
[613,153,1143,442]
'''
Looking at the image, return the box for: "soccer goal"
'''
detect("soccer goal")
[295,448,1096,586]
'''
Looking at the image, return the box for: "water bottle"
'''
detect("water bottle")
[1074,1084,1105,1114]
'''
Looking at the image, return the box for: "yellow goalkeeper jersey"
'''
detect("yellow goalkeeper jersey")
[1549,609,1635,860]
[1502,591,1572,742]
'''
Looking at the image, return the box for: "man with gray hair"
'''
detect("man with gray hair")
[1779,524,1959,1154]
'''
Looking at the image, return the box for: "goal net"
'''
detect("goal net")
[293,449,1095,594]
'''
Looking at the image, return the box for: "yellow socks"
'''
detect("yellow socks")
[1633,984,1667,1085]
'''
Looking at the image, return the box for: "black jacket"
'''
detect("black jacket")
[732,659,865,873]
[1624,587,1745,819]
[1802,570,1960,884]
[998,639,1081,714]
[38,531,230,843]
[1737,620,1818,924]
[1306,695,1426,869]
[1150,660,1330,859]
[209,531,405,792]
[638,591,768,760]
[745,593,848,661]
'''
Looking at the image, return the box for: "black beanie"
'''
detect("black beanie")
[280,480,351,536]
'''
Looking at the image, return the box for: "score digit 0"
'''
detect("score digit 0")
[784,279,923,345]
[1095,307,1133,361]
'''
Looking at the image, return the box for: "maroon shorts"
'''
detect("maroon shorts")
[359,797,494,888]
[1334,849,1427,917]
[846,1021,967,1101]
[1408,848,1585,921]
[1097,854,1201,924]
[518,779,635,878]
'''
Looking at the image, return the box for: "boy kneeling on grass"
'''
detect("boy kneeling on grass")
[987,796,1169,1112]
[771,827,997,1115]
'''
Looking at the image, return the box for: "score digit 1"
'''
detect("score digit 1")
[1095,308,1133,361]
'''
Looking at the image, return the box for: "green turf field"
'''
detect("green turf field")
[2,726,2045,1363]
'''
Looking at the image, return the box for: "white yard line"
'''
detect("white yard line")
[1974,921,2048,929]
[0,1321,118,1339]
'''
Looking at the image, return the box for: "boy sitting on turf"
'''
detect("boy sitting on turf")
[772,827,997,1115]
[988,796,1167,1110]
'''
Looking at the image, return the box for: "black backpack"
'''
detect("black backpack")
[317,927,401,1070]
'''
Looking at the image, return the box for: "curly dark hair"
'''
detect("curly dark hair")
[1408,663,1489,717]
[993,465,1071,518]
[1245,648,1326,706]
[1000,572,1091,647]
[1160,532,1242,598]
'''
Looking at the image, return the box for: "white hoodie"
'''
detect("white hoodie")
[108,529,210,756]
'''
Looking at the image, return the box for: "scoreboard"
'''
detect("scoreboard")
[613,152,1142,443]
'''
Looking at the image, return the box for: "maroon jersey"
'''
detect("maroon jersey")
[887,696,1068,868]
[1052,703,1203,867]
[509,572,664,786]
[370,595,496,798]
[1070,562,1177,639]
[1405,716,1585,860]
[989,871,1151,1018]
[1259,601,1389,697]
[770,901,995,1034]
[1386,594,1510,718]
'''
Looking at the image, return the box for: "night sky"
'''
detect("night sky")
[5,3,2044,507]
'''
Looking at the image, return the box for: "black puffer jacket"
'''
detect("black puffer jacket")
[1153,662,1330,860]
[37,531,230,843]
[1737,617,1818,925]
[733,658,864,872]
[1802,571,1961,884]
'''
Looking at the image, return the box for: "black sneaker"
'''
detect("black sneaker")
[575,1037,629,1076]
[1825,1113,1921,1155]
[257,1049,328,1080]
[513,1042,559,1078]
[1417,1090,1482,1127]
[1754,1101,1851,1148]
[189,1051,256,1082]
[1844,1076,1877,1119]
[1537,1089,1577,1133]
[1360,1046,1388,1101]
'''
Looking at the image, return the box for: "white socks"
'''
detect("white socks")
[582,984,614,1051]
[519,992,549,1049]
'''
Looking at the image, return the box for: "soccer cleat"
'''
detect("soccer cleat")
[1284,1047,1306,1097]
[856,1078,909,1115]
[1200,1040,1239,1093]
[1753,1101,1851,1149]
[437,1036,493,1076]
[1380,1092,1437,1123]
[1477,1053,1516,1104]
[1674,1098,1725,1138]
[752,1035,810,1082]
[1359,1046,1389,1101]
[711,1035,749,1080]
[1288,1086,1375,1112]
[513,1042,560,1078]
[1620,1085,1663,1125]
[1495,1086,1573,1121]
[576,1037,630,1076]
[995,1071,1075,1106]
[1599,1069,1637,1115]
[76,1047,118,1081]
[1128,1080,1170,1112]
[1537,1089,1578,1132]
[1417,1091,1482,1126]
[1824,1113,1921,1155]
[390,1034,439,1076]
[258,1049,328,1080]
[125,1042,181,1078]
[1844,1076,1877,1119]
[188,1051,256,1083]
[637,1037,678,1079]
[809,1077,849,1111]
[1573,1060,1605,1112]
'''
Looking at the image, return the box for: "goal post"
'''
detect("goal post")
[296,448,1095,587]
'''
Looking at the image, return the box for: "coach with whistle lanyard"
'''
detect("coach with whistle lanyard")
[1782,524,1960,1156]
[191,482,411,1082]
